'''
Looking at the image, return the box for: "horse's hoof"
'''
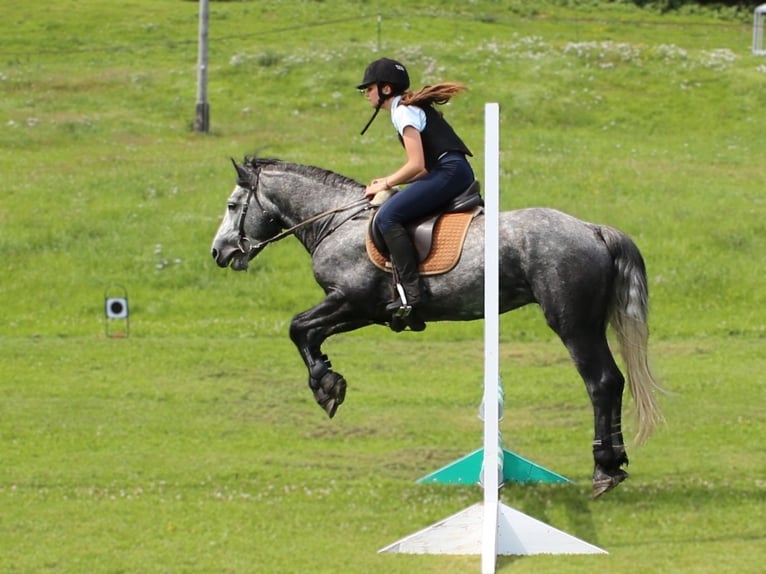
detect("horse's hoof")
[592,468,629,499]
[324,398,339,418]
[312,371,347,418]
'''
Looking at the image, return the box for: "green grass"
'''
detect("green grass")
[1,1,765,572]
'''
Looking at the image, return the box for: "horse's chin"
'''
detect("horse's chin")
[230,255,250,271]
[212,246,249,271]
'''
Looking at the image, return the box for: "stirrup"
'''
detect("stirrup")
[387,282,413,317]
[392,303,412,318]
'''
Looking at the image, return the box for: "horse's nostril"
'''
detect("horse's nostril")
[211,248,219,259]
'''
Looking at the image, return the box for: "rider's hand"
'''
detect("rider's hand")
[364,178,391,199]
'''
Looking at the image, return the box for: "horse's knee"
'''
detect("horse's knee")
[288,318,303,346]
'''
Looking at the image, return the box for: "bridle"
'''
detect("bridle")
[235,164,264,254]
[234,162,370,255]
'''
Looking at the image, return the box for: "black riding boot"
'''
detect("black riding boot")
[382,225,425,317]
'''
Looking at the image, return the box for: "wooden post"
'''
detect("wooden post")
[194,0,210,132]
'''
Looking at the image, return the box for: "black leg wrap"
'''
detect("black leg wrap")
[593,443,615,469]
[308,354,332,380]
[308,370,347,418]
[593,441,629,469]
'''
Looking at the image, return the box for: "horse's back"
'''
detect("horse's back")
[502,207,613,266]
[497,208,618,320]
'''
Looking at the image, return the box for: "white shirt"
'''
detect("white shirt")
[390,95,426,136]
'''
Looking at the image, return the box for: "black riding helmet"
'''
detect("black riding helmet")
[357,58,410,135]
[357,58,410,92]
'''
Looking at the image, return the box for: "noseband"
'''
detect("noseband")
[234,163,370,255]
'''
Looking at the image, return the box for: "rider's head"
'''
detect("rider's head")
[357,58,410,135]
[357,58,410,102]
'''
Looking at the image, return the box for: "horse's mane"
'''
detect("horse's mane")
[246,156,363,190]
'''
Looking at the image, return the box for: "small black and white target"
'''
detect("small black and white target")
[105,297,129,319]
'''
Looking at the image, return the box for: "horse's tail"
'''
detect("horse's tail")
[598,225,664,445]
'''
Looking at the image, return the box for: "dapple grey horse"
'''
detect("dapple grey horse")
[211,157,663,497]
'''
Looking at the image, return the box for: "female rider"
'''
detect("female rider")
[357,57,475,325]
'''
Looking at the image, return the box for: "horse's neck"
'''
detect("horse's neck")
[263,170,359,227]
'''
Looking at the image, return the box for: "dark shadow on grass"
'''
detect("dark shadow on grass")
[491,477,765,563]
[502,482,604,548]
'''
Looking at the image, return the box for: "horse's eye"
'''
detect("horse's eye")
[227,202,237,212]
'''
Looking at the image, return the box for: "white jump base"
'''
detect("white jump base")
[379,502,606,557]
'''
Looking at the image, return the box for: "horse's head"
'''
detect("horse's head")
[210,159,281,271]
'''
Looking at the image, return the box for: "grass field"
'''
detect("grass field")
[1,1,765,572]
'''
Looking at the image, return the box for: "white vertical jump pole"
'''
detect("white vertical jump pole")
[481,102,502,574]
[754,4,766,55]
[379,103,607,569]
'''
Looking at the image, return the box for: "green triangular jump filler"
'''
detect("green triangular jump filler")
[417,448,571,485]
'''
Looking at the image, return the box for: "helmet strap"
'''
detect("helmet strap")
[360,103,382,136]
[359,83,392,136]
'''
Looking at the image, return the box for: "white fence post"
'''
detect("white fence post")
[754,5,766,55]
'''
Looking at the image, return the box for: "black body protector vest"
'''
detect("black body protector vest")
[398,104,473,171]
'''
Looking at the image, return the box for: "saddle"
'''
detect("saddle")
[366,180,484,276]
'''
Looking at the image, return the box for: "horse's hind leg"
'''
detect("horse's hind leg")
[289,294,373,418]
[563,332,630,498]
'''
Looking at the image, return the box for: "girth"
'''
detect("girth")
[370,180,483,261]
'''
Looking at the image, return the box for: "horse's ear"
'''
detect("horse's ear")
[230,157,249,184]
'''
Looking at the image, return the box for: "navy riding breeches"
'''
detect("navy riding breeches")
[374,152,475,233]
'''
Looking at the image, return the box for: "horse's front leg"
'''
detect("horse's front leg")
[289,294,375,418]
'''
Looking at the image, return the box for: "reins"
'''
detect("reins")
[236,163,370,255]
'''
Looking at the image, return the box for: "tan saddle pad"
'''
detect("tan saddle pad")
[365,207,482,276]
